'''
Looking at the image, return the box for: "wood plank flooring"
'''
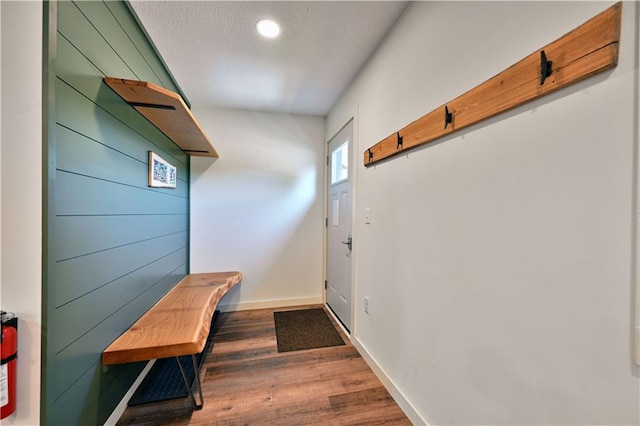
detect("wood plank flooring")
[116,305,411,425]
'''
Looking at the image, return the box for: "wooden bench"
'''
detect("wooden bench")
[102,271,242,409]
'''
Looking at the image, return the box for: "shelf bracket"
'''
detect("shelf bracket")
[127,101,176,110]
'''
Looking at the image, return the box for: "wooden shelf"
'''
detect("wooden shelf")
[104,77,218,158]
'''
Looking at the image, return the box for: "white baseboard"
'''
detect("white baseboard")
[218,296,323,312]
[635,326,640,365]
[103,360,155,426]
[352,336,427,426]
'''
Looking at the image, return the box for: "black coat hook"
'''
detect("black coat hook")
[540,50,553,85]
[444,106,453,129]
[396,132,403,149]
[368,148,373,162]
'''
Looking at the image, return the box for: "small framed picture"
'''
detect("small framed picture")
[148,151,177,188]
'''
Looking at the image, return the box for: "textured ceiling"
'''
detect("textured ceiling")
[129,1,408,116]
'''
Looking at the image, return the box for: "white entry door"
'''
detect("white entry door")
[327,120,353,331]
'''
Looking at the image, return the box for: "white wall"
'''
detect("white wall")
[190,108,326,310]
[0,1,43,425]
[328,2,640,425]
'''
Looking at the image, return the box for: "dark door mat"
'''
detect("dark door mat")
[274,308,345,353]
[128,311,219,406]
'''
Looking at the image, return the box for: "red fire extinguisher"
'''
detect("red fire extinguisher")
[1,311,17,419]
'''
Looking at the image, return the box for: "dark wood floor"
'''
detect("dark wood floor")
[117,305,411,425]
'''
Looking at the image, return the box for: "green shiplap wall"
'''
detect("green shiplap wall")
[44,1,190,424]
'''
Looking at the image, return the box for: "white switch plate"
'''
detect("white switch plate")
[365,208,371,224]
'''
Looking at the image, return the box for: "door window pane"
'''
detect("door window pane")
[331,141,349,184]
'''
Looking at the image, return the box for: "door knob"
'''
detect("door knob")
[341,235,353,251]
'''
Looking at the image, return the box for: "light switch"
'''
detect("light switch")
[365,208,371,224]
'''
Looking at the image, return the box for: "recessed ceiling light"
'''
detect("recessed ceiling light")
[256,19,281,39]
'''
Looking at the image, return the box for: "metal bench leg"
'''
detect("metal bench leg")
[175,355,204,410]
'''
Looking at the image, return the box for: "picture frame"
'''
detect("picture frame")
[148,151,177,189]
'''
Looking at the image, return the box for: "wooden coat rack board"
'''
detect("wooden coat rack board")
[363,2,622,167]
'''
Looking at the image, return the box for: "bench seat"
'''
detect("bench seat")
[102,271,242,365]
